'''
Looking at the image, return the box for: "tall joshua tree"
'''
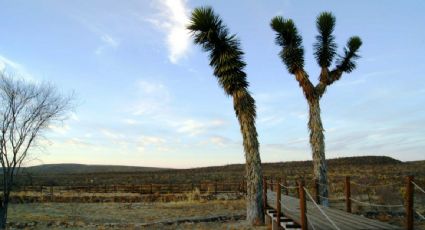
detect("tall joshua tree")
[188,7,264,225]
[270,12,362,206]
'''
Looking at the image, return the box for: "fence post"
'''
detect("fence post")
[406,175,414,230]
[150,184,153,194]
[215,181,218,195]
[276,180,281,227]
[284,177,289,196]
[298,180,307,230]
[40,186,43,201]
[263,177,267,212]
[270,178,273,191]
[345,176,351,213]
[313,179,320,204]
[244,180,247,194]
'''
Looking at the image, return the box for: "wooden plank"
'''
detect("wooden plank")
[267,190,401,230]
[273,193,400,230]
[285,194,398,230]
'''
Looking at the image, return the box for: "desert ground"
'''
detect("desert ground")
[5,156,425,229]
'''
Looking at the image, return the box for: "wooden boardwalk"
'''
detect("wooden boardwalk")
[266,190,401,230]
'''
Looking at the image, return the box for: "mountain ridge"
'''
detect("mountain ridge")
[18,155,404,175]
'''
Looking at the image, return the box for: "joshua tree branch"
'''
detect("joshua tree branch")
[294,70,315,101]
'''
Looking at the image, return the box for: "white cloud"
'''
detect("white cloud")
[139,136,165,145]
[122,118,140,125]
[101,34,119,48]
[100,128,125,140]
[138,80,166,94]
[48,124,71,135]
[176,119,226,136]
[95,34,120,55]
[0,55,35,81]
[69,112,80,122]
[149,0,191,63]
[132,80,171,116]
[208,135,233,147]
[65,138,94,148]
[137,135,169,153]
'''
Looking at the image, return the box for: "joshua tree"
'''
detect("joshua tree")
[188,7,264,225]
[270,12,362,206]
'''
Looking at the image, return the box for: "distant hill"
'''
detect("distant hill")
[19,155,402,175]
[11,155,421,186]
[190,155,403,172]
[20,163,170,174]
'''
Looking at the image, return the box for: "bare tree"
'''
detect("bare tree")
[0,74,72,228]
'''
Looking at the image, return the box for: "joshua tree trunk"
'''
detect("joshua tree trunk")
[308,97,329,206]
[233,89,264,225]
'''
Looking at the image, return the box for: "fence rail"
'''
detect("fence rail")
[2,181,247,196]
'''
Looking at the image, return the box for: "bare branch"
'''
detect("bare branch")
[0,73,73,222]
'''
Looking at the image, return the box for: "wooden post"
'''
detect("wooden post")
[284,178,289,196]
[215,181,218,194]
[276,180,281,227]
[406,175,414,230]
[40,186,43,201]
[314,179,320,204]
[270,178,274,191]
[345,176,352,213]
[298,180,307,230]
[263,177,267,213]
[244,180,247,194]
[150,184,153,194]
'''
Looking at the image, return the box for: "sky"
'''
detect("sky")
[0,0,424,168]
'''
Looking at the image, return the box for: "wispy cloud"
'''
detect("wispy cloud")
[100,128,126,140]
[0,55,35,80]
[149,0,191,63]
[206,135,234,147]
[95,34,120,55]
[137,135,171,153]
[48,124,71,135]
[132,80,171,116]
[175,119,226,136]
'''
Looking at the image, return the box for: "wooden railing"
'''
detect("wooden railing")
[263,175,423,230]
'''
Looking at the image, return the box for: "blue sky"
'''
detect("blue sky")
[0,0,424,168]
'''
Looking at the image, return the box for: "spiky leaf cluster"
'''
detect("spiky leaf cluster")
[270,16,305,74]
[314,12,337,67]
[188,7,249,96]
[336,36,362,73]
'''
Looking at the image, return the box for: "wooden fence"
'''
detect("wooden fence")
[8,181,247,196]
[264,175,423,230]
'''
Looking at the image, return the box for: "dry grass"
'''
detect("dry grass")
[7,199,265,229]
